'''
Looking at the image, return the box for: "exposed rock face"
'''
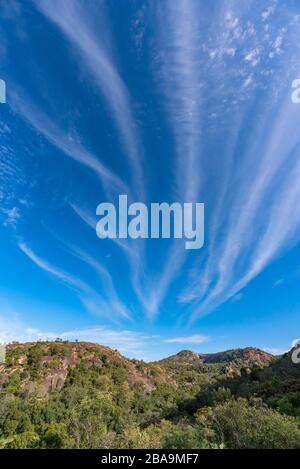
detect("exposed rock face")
[200,347,274,365]
[37,368,69,398]
[0,341,171,398]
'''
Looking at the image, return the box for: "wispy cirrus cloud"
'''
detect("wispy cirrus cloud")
[185,91,300,322]
[164,334,209,345]
[137,0,205,317]
[0,315,157,358]
[10,91,125,193]
[32,0,151,317]
[35,0,145,200]
[69,201,136,257]
[1,206,20,229]
[19,241,92,294]
[153,0,203,202]
[18,241,130,321]
[25,326,156,357]
[69,201,155,319]
[169,2,300,323]
[56,240,131,320]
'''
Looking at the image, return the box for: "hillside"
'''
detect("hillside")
[0,341,299,449]
[0,341,170,399]
[226,347,300,410]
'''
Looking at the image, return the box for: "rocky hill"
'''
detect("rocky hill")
[157,347,274,367]
[0,341,170,398]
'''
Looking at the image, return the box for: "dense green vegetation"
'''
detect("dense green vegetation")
[0,342,299,449]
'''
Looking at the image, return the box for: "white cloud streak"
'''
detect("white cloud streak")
[0,316,157,358]
[35,0,145,200]
[18,241,129,321]
[187,92,300,322]
[139,0,205,317]
[10,91,126,193]
[164,334,209,344]
[154,0,203,202]
[58,241,131,320]
[69,202,153,318]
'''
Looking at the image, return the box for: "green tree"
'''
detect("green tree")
[201,398,300,449]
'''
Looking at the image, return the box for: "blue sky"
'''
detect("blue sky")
[1,0,300,360]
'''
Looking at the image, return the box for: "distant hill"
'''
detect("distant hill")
[157,347,274,367]
[231,347,300,402]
